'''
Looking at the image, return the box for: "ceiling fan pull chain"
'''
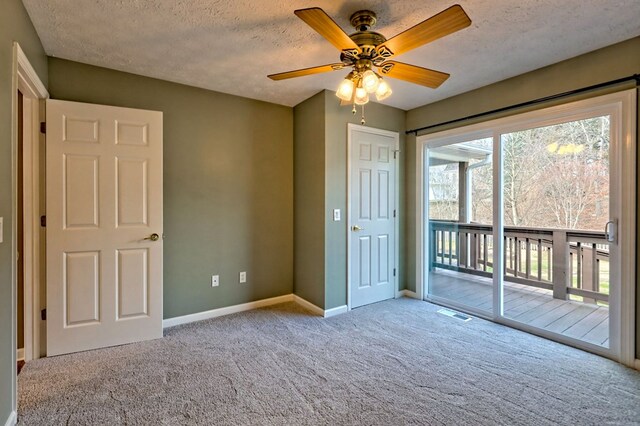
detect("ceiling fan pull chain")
[352,104,357,115]
[361,104,366,125]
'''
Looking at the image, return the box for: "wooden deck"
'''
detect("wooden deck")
[429,269,609,347]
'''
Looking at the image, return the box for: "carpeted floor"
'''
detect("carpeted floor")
[18,298,640,425]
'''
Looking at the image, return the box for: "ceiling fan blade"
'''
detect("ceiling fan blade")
[294,8,360,52]
[268,63,344,81]
[377,5,471,58]
[378,61,449,88]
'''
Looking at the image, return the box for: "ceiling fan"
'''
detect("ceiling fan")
[268,5,472,109]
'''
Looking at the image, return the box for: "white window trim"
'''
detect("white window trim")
[415,89,636,367]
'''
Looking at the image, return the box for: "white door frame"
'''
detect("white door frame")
[11,42,49,418]
[346,123,400,309]
[415,90,636,367]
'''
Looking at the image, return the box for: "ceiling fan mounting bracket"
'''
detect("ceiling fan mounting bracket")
[378,62,394,74]
[350,10,377,31]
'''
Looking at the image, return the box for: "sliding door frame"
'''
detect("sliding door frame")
[416,89,636,366]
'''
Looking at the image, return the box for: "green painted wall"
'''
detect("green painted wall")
[0,0,48,421]
[293,90,406,310]
[48,58,293,319]
[324,91,407,309]
[293,92,326,308]
[405,36,640,355]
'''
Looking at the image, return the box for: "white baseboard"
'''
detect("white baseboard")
[292,295,324,316]
[163,294,294,328]
[324,305,348,318]
[17,348,24,362]
[399,289,419,299]
[293,295,348,318]
[4,411,16,426]
[162,293,352,328]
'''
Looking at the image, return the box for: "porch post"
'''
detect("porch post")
[552,230,569,300]
[458,162,469,267]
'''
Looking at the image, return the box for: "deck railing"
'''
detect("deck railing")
[429,220,610,304]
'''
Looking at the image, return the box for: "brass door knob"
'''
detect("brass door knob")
[144,233,160,242]
[351,225,364,232]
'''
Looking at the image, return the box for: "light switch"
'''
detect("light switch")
[333,209,341,221]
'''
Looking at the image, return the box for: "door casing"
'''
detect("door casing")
[10,41,49,421]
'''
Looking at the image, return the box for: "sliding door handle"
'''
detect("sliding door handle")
[604,220,617,243]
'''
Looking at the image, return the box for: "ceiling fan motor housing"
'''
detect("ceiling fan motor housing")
[350,10,377,30]
[340,10,388,65]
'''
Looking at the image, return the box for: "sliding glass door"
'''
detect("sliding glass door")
[420,90,635,362]
[500,116,613,348]
[427,137,494,316]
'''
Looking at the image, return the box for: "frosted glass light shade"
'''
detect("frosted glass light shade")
[361,70,380,93]
[336,78,355,101]
[375,79,392,101]
[354,87,369,105]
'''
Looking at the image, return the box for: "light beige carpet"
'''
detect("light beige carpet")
[18,298,640,425]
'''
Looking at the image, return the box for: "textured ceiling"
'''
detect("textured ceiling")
[22,0,640,110]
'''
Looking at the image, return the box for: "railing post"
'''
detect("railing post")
[581,245,596,304]
[429,222,435,272]
[552,230,569,300]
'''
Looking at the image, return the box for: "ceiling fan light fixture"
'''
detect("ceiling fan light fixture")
[361,69,380,93]
[270,5,472,114]
[336,77,355,101]
[354,86,369,105]
[375,79,392,101]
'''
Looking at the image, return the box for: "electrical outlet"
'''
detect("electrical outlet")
[211,275,219,287]
[239,271,247,283]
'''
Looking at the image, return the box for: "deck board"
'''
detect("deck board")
[544,304,598,334]
[582,317,609,346]
[563,309,608,341]
[429,269,609,347]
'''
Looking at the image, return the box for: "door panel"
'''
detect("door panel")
[350,126,397,308]
[64,155,99,228]
[359,236,371,288]
[116,157,148,226]
[64,251,100,326]
[47,99,163,356]
[116,248,149,319]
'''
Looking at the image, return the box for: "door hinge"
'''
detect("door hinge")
[393,150,400,159]
[40,122,46,134]
[393,209,396,218]
[41,309,46,321]
[393,268,396,277]
[40,215,46,227]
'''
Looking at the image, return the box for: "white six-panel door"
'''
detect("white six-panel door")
[349,125,398,308]
[46,100,163,356]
